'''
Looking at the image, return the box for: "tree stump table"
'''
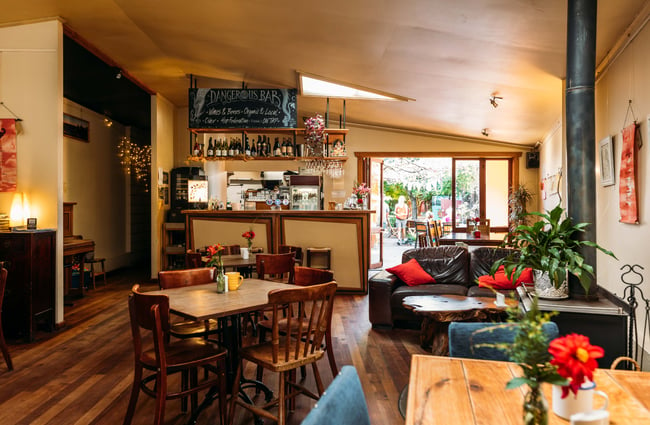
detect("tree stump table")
[402,295,517,355]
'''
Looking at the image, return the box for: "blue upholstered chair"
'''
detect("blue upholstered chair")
[301,366,370,425]
[448,321,559,361]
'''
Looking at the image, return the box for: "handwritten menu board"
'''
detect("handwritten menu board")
[189,88,297,129]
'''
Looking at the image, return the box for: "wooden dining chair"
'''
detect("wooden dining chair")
[223,245,241,255]
[0,267,13,371]
[256,267,338,387]
[185,252,203,268]
[256,252,296,284]
[124,285,228,425]
[278,244,303,266]
[158,267,221,340]
[228,282,337,425]
[466,218,491,234]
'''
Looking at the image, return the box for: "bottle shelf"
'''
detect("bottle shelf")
[189,128,348,136]
[187,155,347,162]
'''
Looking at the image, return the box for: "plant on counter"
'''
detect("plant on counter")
[492,204,617,294]
[508,184,534,232]
[241,229,255,249]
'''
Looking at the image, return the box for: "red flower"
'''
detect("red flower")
[549,333,604,397]
[241,230,255,240]
[207,244,224,257]
[474,217,481,223]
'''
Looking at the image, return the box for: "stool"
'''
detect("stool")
[85,252,106,288]
[306,247,331,270]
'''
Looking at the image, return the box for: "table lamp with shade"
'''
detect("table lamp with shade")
[9,192,29,230]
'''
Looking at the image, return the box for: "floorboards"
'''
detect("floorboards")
[0,266,427,424]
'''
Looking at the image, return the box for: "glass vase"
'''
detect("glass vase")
[523,385,548,425]
[215,267,227,293]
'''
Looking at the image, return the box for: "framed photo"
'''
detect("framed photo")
[599,135,615,186]
[162,171,169,185]
[63,113,90,142]
[26,217,37,230]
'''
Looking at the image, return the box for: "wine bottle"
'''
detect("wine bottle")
[251,140,257,157]
[273,137,281,156]
[244,135,251,156]
[260,136,266,157]
[233,138,240,156]
[257,136,263,157]
[266,136,271,156]
[281,138,287,156]
[193,140,200,157]
[287,137,294,157]
[228,138,234,157]
[221,138,228,157]
[206,137,214,157]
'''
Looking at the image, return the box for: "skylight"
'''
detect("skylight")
[298,72,412,101]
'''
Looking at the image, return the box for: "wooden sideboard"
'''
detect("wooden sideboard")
[0,230,56,341]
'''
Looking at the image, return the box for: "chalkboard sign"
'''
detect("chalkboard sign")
[189,88,297,129]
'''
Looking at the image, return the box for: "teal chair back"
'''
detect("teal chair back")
[448,321,559,361]
[301,366,370,425]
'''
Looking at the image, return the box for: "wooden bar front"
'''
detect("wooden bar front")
[183,210,372,294]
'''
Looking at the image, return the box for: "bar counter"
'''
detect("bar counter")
[183,209,373,293]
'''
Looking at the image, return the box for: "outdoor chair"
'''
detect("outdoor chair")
[124,285,228,425]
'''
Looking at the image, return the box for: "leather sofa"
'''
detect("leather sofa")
[369,245,519,327]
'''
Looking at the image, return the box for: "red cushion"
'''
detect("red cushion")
[477,266,534,289]
[386,258,436,286]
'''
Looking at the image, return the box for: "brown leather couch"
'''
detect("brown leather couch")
[368,246,518,327]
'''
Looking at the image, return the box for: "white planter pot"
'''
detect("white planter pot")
[533,270,569,300]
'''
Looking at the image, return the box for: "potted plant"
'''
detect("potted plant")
[492,205,616,299]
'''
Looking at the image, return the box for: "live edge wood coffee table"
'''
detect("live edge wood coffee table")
[402,295,517,355]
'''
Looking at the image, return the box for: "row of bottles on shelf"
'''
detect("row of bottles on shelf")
[193,135,304,159]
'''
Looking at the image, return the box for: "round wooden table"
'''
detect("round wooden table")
[402,294,516,355]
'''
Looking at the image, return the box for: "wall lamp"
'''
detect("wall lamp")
[481,128,490,137]
[490,95,503,108]
[114,68,123,79]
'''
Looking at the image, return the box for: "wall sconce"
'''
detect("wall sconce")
[9,192,30,229]
[481,128,490,137]
[490,95,503,108]
[103,117,113,127]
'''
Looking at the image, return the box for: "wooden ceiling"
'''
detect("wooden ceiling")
[3,0,648,144]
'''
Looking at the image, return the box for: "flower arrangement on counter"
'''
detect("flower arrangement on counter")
[241,229,255,249]
[352,182,371,205]
[304,114,327,156]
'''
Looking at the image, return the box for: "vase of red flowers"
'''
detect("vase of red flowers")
[353,182,370,209]
[241,229,255,259]
[206,243,227,293]
[473,217,481,238]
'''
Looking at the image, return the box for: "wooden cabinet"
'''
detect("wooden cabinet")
[0,230,56,341]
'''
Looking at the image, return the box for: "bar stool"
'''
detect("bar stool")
[84,252,106,288]
[306,247,331,270]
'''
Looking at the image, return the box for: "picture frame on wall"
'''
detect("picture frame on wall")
[599,135,615,187]
[63,113,90,142]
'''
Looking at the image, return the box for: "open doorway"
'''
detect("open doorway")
[364,154,516,270]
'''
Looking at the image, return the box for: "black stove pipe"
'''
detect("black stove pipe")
[565,0,598,299]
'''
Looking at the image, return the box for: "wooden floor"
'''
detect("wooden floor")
[0,266,427,425]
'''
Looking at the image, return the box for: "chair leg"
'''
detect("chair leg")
[255,327,268,394]
[181,370,188,413]
[277,371,286,425]
[190,368,199,414]
[90,262,96,289]
[312,362,324,396]
[122,365,143,425]
[325,332,338,376]
[154,370,167,425]
[0,325,13,371]
[227,361,244,425]
[101,260,107,285]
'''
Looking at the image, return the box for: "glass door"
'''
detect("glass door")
[453,159,480,230]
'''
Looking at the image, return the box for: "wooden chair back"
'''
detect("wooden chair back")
[185,252,202,268]
[223,245,241,255]
[0,267,13,370]
[256,252,296,284]
[158,267,213,289]
[279,245,303,264]
[294,266,334,286]
[466,218,491,234]
[129,284,171,351]
[267,282,337,364]
[429,221,441,246]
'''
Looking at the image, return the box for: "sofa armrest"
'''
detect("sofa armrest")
[369,271,401,327]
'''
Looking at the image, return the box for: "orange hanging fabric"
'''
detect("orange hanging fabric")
[0,119,17,192]
[619,123,639,224]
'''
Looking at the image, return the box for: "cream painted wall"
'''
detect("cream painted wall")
[63,99,130,271]
[539,118,565,213]
[592,20,650,298]
[151,94,175,278]
[0,20,63,323]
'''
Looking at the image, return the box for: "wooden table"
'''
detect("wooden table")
[406,355,650,425]
[402,295,516,355]
[63,237,95,296]
[439,232,506,246]
[221,254,256,270]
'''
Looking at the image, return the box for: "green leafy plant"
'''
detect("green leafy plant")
[509,184,533,232]
[493,205,616,292]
